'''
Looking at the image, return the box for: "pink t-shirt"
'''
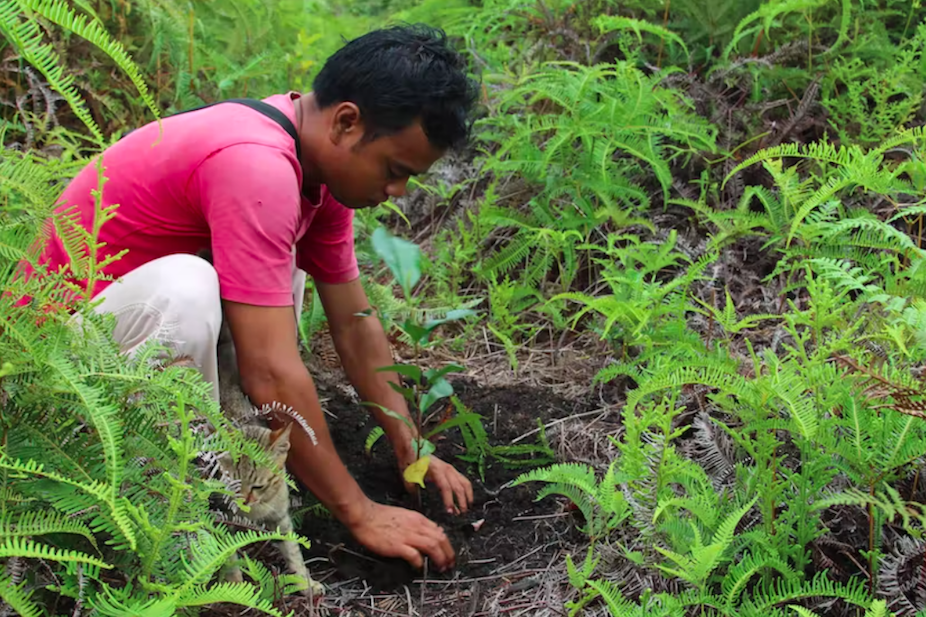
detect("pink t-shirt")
[29,91,359,307]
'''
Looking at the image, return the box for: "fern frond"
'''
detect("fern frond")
[0,536,111,568]
[724,141,861,187]
[175,582,286,616]
[0,572,41,617]
[513,462,601,496]
[20,0,159,122]
[625,365,749,415]
[584,579,641,617]
[723,551,798,606]
[593,14,690,59]
[742,571,872,613]
[0,454,136,550]
[819,217,926,258]
[0,0,103,141]
[0,510,97,548]
[365,426,385,454]
[179,529,310,593]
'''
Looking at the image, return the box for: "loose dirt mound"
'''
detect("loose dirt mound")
[200,376,615,616]
[300,378,595,593]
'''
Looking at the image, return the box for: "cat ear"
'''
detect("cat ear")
[268,423,293,457]
[216,452,234,475]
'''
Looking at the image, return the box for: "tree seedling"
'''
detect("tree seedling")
[363,226,478,491]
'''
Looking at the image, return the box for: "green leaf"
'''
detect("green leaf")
[376,363,423,383]
[422,309,478,330]
[387,381,416,399]
[405,310,478,345]
[420,378,454,413]
[360,402,415,429]
[423,363,466,383]
[400,320,430,345]
[365,426,385,454]
[378,199,412,228]
[424,410,483,439]
[371,226,421,298]
[417,439,436,458]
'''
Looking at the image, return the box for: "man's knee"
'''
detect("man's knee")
[156,254,221,316]
[147,254,223,337]
[95,253,223,349]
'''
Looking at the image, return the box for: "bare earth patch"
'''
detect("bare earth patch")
[199,338,622,617]
[298,375,617,616]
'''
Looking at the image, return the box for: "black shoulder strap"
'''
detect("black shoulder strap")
[124,98,302,162]
[219,99,302,162]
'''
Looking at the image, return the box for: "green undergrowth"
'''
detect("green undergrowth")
[8,0,926,615]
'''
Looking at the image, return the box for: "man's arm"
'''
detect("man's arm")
[221,299,457,571]
[315,278,474,515]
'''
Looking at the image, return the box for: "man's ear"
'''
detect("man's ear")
[329,102,363,145]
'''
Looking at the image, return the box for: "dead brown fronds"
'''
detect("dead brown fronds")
[834,355,926,420]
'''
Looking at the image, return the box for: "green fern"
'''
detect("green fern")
[0,0,159,144]
[654,497,757,591]
[0,536,111,568]
[0,572,41,617]
[513,460,631,539]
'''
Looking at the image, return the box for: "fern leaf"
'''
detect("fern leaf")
[723,551,797,605]
[584,579,640,616]
[0,572,41,617]
[710,496,758,554]
[21,0,159,121]
[365,426,385,454]
[0,510,98,548]
[513,463,601,497]
[593,15,690,59]
[744,570,873,613]
[625,365,749,415]
[175,582,285,616]
[0,536,111,568]
[179,529,310,593]
[0,0,103,141]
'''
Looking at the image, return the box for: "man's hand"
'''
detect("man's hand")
[398,452,474,516]
[346,500,456,571]
[223,298,456,572]
[317,278,476,515]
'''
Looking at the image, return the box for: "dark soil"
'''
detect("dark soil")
[296,377,595,593]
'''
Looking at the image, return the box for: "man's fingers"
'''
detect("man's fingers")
[410,524,454,571]
[449,475,473,514]
[439,476,458,515]
[456,476,473,512]
[397,544,424,570]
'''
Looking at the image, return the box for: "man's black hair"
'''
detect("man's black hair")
[312,23,480,151]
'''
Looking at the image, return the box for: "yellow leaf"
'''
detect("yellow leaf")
[403,456,431,488]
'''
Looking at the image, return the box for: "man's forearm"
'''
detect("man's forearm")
[329,313,418,458]
[242,365,372,526]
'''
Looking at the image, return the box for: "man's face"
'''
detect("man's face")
[322,107,445,209]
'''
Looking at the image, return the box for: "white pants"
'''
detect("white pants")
[88,253,306,401]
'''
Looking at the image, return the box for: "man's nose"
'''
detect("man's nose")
[385,179,408,198]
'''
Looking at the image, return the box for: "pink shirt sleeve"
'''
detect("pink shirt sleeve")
[296,191,360,284]
[192,144,301,307]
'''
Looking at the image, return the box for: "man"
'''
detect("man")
[30,24,480,572]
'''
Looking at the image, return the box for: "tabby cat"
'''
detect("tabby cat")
[214,323,324,599]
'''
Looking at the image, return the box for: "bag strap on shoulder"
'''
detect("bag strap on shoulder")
[216,98,302,162]
[124,98,302,162]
